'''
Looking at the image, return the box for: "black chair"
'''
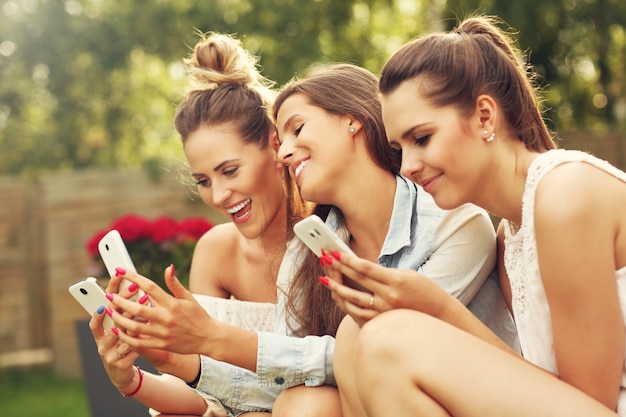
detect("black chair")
[75,319,158,417]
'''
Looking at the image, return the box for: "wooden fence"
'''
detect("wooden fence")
[0,167,226,377]
[0,130,624,378]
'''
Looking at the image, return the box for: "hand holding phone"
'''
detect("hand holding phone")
[69,277,114,331]
[98,229,147,303]
[294,215,371,293]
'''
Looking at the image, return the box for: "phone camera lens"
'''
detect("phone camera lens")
[80,288,88,295]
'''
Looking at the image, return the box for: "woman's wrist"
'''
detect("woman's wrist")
[186,360,202,388]
[118,366,143,397]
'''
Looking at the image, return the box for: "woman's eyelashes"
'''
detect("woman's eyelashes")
[195,177,210,187]
[223,167,238,177]
[294,123,303,136]
[195,167,239,187]
[413,133,431,146]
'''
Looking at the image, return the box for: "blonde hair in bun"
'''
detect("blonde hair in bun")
[174,31,275,147]
[174,32,307,241]
[184,31,275,105]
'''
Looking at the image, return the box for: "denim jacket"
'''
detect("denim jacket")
[194,175,517,413]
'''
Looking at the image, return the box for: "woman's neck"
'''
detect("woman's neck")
[477,143,541,225]
[255,194,289,264]
[336,167,397,262]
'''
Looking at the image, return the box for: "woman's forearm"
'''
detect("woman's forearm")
[122,368,207,415]
[202,321,259,372]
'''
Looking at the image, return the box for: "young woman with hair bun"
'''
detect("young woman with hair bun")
[90,32,341,417]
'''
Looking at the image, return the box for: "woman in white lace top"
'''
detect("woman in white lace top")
[89,32,343,417]
[323,15,626,417]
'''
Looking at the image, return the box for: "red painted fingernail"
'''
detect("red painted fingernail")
[321,255,333,265]
[318,276,330,286]
[331,251,341,261]
[115,267,126,276]
[138,293,149,305]
[128,282,138,292]
[104,307,113,317]
[111,327,119,336]
[169,264,175,278]
[319,257,325,267]
[105,293,114,301]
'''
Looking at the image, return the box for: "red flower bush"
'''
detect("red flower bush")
[151,216,180,243]
[86,214,214,289]
[110,214,152,242]
[178,216,215,241]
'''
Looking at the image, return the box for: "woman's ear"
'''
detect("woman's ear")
[476,94,498,132]
[346,116,363,136]
[270,130,286,171]
[270,130,281,153]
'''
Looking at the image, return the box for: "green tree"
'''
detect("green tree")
[1,0,624,178]
[444,0,626,131]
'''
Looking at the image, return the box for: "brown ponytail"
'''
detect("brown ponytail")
[380,15,556,152]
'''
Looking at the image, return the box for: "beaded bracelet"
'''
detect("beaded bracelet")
[121,366,143,397]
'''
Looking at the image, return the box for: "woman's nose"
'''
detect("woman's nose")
[212,182,232,206]
[277,139,294,164]
[400,152,425,182]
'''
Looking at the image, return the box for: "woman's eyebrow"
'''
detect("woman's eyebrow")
[280,114,300,134]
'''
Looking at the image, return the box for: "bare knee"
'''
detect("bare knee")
[333,315,360,382]
[272,385,341,417]
[355,310,433,376]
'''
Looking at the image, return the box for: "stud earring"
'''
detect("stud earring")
[349,126,356,133]
[486,132,495,142]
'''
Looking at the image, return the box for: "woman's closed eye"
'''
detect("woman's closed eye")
[195,177,210,187]
[413,134,431,146]
[294,123,304,136]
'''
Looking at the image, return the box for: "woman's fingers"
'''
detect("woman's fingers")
[337,296,378,327]
[104,273,126,293]
[322,275,380,325]
[89,305,108,339]
[163,264,195,302]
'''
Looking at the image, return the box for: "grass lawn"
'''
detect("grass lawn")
[0,369,89,417]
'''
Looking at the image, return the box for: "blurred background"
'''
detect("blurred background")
[1,0,625,415]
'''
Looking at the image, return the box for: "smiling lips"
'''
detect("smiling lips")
[226,198,251,221]
[293,158,310,181]
[420,173,443,192]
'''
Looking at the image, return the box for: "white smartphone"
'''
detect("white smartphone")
[98,229,143,301]
[294,215,355,257]
[98,229,146,303]
[69,277,114,331]
[294,215,370,292]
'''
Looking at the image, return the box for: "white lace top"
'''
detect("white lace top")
[502,149,626,415]
[190,237,303,334]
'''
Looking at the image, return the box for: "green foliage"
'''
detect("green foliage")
[444,0,626,131]
[1,0,625,178]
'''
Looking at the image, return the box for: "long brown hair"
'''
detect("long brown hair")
[274,64,401,337]
[379,15,556,152]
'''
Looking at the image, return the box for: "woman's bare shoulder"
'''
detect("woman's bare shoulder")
[195,222,241,251]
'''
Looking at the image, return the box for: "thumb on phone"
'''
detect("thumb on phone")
[164,264,193,300]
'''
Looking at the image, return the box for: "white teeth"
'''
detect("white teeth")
[226,198,251,214]
[295,159,309,177]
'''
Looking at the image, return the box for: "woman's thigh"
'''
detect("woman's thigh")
[354,309,619,417]
[272,384,342,417]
